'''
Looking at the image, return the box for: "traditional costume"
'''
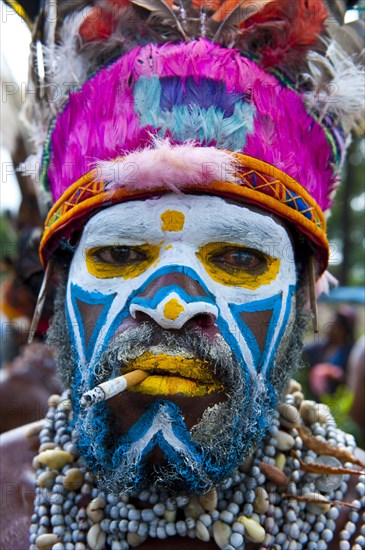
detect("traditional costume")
[4,0,365,548]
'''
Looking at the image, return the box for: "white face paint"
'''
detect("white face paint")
[67,195,297,390]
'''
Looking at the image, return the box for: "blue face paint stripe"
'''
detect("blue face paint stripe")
[228,312,262,370]
[104,401,244,490]
[215,314,251,388]
[67,266,254,389]
[69,283,116,363]
[137,265,215,299]
[132,285,215,309]
[264,284,296,375]
[229,294,283,371]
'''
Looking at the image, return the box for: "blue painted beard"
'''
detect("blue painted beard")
[70,323,278,496]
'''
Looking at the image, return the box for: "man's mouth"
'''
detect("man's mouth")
[123,350,225,397]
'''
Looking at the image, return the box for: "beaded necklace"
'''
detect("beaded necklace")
[30,381,365,550]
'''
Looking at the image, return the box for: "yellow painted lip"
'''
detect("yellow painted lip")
[123,352,225,396]
[129,375,223,397]
[124,352,217,383]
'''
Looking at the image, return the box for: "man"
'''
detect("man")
[1,0,364,548]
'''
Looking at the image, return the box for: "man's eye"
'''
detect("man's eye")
[93,246,147,265]
[210,247,266,273]
[197,242,279,288]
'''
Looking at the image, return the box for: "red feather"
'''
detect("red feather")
[241,0,329,67]
[80,0,131,42]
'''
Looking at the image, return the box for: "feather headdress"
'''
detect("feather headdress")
[8,0,365,274]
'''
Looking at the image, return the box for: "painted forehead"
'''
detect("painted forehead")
[80,195,291,254]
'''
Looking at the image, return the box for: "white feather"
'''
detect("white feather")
[95,139,238,191]
[43,9,92,112]
[303,41,365,134]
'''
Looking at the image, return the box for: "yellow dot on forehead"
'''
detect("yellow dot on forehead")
[160,210,185,232]
[163,299,184,320]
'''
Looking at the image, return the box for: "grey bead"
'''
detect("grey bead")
[289,523,299,539]
[165,497,176,511]
[141,509,155,522]
[51,504,63,515]
[246,477,257,490]
[344,521,356,535]
[128,519,139,533]
[137,523,148,537]
[233,490,244,505]
[157,526,167,539]
[110,506,119,519]
[210,510,220,521]
[355,535,365,547]
[220,510,234,524]
[149,492,159,505]
[119,519,128,532]
[176,495,189,507]
[119,506,128,519]
[37,505,48,517]
[110,520,119,534]
[53,526,66,537]
[153,503,165,516]
[227,502,239,515]
[275,533,286,545]
[176,520,187,535]
[166,522,177,537]
[51,514,65,526]
[245,489,255,504]
[340,529,351,541]
[39,517,50,527]
[230,532,244,548]
[286,509,296,523]
[243,503,253,516]
[232,521,244,535]
[349,510,359,523]
[314,521,324,533]
[50,494,64,505]
[128,508,141,521]
[107,494,119,505]
[309,531,319,542]
[186,517,195,530]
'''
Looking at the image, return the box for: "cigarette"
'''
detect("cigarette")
[80,369,149,409]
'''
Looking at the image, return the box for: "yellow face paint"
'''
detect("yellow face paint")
[85,244,160,279]
[130,376,220,397]
[163,299,184,321]
[196,242,280,289]
[125,352,224,397]
[160,210,185,232]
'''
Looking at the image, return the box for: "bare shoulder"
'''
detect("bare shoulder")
[0,421,41,550]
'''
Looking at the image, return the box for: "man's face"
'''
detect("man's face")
[65,194,297,494]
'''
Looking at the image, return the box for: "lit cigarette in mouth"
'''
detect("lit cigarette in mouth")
[80,370,149,409]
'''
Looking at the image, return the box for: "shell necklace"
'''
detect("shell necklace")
[30,381,365,550]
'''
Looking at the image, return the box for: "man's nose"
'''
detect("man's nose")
[129,271,218,330]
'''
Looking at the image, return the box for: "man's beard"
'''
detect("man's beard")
[48,281,307,496]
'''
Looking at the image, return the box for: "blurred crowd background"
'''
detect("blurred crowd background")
[1,4,364,446]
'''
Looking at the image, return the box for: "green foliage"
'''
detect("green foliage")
[327,138,365,285]
[0,213,17,264]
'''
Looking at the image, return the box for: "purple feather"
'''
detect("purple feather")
[48,38,336,212]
